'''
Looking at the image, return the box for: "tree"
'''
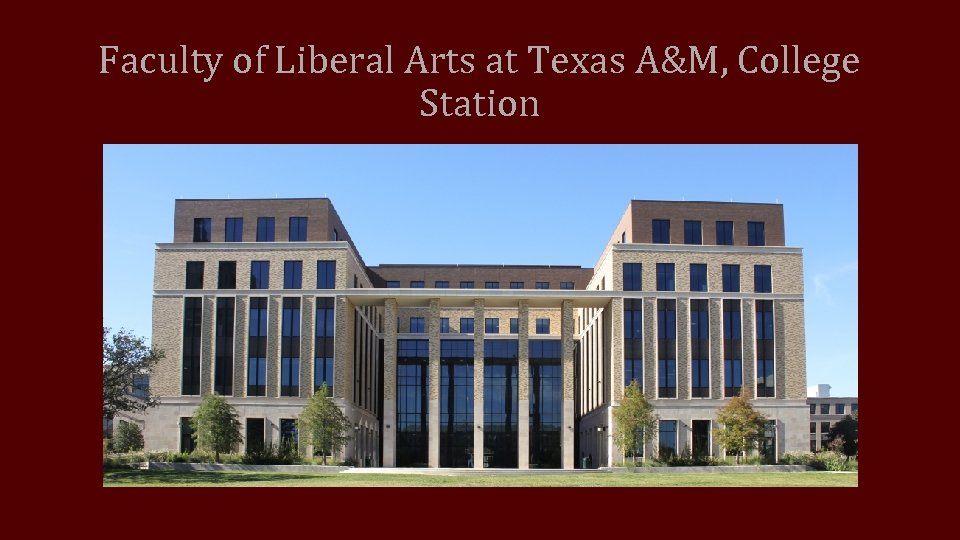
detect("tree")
[103,327,163,419]
[190,394,243,462]
[298,384,352,465]
[113,421,144,453]
[713,394,768,464]
[827,414,858,460]
[612,381,659,465]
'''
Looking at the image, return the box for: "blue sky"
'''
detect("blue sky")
[103,144,858,396]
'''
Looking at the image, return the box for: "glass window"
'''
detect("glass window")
[315,297,335,395]
[623,263,642,291]
[283,260,302,289]
[460,318,475,333]
[723,299,742,397]
[256,217,275,242]
[440,318,450,334]
[536,318,550,334]
[722,264,740,292]
[690,299,709,397]
[288,217,307,241]
[397,339,429,467]
[529,339,561,468]
[821,404,830,414]
[754,265,772,293]
[247,297,268,396]
[755,300,775,397]
[656,263,675,291]
[280,298,301,397]
[410,281,424,288]
[225,217,243,242]
[484,341,519,468]
[386,281,400,288]
[810,403,816,414]
[716,221,733,245]
[246,418,265,454]
[250,261,269,289]
[851,404,858,414]
[132,373,150,400]
[810,422,816,434]
[180,417,194,453]
[410,317,425,333]
[218,261,236,289]
[510,281,524,289]
[624,299,643,387]
[193,218,211,242]
[331,228,339,241]
[821,422,831,435]
[657,299,677,398]
[435,281,449,288]
[659,420,678,458]
[485,318,499,334]
[214,297,234,395]
[317,260,336,289]
[535,281,549,289]
[185,261,204,289]
[836,404,845,415]
[689,263,707,292]
[684,220,702,245]
[280,419,298,447]
[460,281,474,289]
[181,297,202,395]
[440,340,475,468]
[509,318,518,334]
[652,219,670,244]
[748,222,765,246]
[485,281,500,289]
[560,282,574,290]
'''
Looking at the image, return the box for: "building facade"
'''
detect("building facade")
[807,396,858,452]
[144,198,808,467]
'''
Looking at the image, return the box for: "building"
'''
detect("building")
[807,390,858,452]
[144,198,808,467]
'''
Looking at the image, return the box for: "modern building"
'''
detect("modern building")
[807,386,858,452]
[143,198,808,467]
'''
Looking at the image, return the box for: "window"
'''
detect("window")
[439,340,475,468]
[410,280,424,288]
[288,217,307,241]
[722,264,740,292]
[283,261,302,289]
[256,217,275,242]
[510,281,524,289]
[214,297,234,395]
[623,263,642,291]
[315,297,334,394]
[755,300,775,397]
[246,418,265,454]
[386,281,400,288]
[624,299,643,387]
[440,318,450,334]
[484,340,519,468]
[691,299,709,397]
[250,261,269,289]
[485,318,499,334]
[225,217,243,242]
[820,404,830,414]
[280,419,298,448]
[529,340,561,468]
[509,318,519,334]
[657,299,677,398]
[485,281,500,289]
[535,281,549,289]
[132,374,149,399]
[247,297,268,396]
[716,221,733,245]
[656,263,675,291]
[460,318,474,333]
[659,420,678,458]
[692,420,711,459]
[317,260,336,289]
[851,404,858,414]
[181,297,202,395]
[460,281,474,289]
[821,422,831,438]
[435,280,449,288]
[754,265,772,293]
[560,282,574,290]
[690,263,707,292]
[652,219,670,243]
[810,403,817,414]
[836,403,845,415]
[331,228,339,241]
[280,298,301,397]
[723,299,742,397]
[748,221,765,246]
[218,261,236,289]
[180,418,194,453]
[185,261,204,289]
[810,421,817,434]
[410,317,425,333]
[193,218,211,242]
[536,318,550,334]
[684,220,702,244]
[397,339,429,466]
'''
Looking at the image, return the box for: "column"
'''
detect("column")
[201,295,216,395]
[382,298,398,467]
[610,297,624,403]
[676,298,690,400]
[643,297,657,400]
[300,295,314,397]
[517,300,530,469]
[232,295,247,398]
[267,295,281,398]
[473,299,485,468]
[561,299,575,470]
[709,298,723,400]
[334,296,355,401]
[428,298,441,468]
[742,298,756,398]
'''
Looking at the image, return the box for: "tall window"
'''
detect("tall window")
[510,281,524,289]
[214,297,234,395]
[748,222,765,246]
[851,403,858,414]
[410,281,424,288]
[510,318,519,334]
[317,260,336,289]
[250,261,269,289]
[657,299,677,398]
[280,419,298,447]
[723,299,742,397]
[225,217,243,242]
[315,297,334,394]
[659,420,678,458]
[193,218,211,242]
[560,282,574,290]
[722,264,740,292]
[218,261,236,289]
[656,263,675,291]
[256,217,275,242]
[485,318,499,334]
[756,300,775,397]
[247,298,267,396]
[283,261,302,289]
[652,219,670,243]
[460,281,475,289]
[440,318,450,333]
[180,418,194,453]
[689,263,707,292]
[185,261,204,289]
[692,420,710,459]
[684,220,702,244]
[836,403,845,415]
[246,418,265,454]
[435,280,449,288]
[181,297,202,395]
[530,340,561,469]
[821,404,830,414]
[410,317,425,333]
[485,281,500,289]
[623,263,642,291]
[288,217,307,241]
[484,340,519,468]
[397,340,429,467]
[754,265,772,293]
[279,298,301,397]
[716,221,733,245]
[440,340,474,468]
[460,318,474,333]
[624,299,643,386]
[535,318,550,334]
[535,281,549,289]
[691,299,709,397]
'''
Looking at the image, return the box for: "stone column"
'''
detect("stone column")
[201,295,216,395]
[677,298,690,400]
[710,298,723,400]
[517,300,530,469]
[643,297,657,400]
[428,298,441,468]
[382,299,398,467]
[562,299,575,470]
[233,295,247,398]
[610,297,624,402]
[267,295,281,398]
[742,298,755,398]
[300,295,314,397]
[473,299,485,468]
[335,296,355,402]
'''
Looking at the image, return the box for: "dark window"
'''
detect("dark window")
[132,373,149,400]
[250,261,269,289]
[821,422,831,438]
[460,318,474,333]
[690,263,707,292]
[332,228,339,241]
[535,318,550,334]
[193,218,211,242]
[722,264,740,292]
[624,299,643,387]
[353,275,358,288]
[754,265,772,293]
[623,263,642,291]
[484,340,519,468]
[435,281,449,288]
[820,404,830,414]
[509,318,519,334]
[692,420,711,458]
[180,418,194,453]
[440,340,475,468]
[529,340,561,469]
[288,217,307,241]
[690,299,709,397]
[386,281,400,288]
[214,297,234,395]
[510,281,524,289]
[247,297,268,396]
[836,404,845,415]
[185,261,204,289]
[657,299,677,398]
[485,318,499,334]
[283,261,302,289]
[851,404,858,414]
[723,299,742,397]
[810,440,818,452]
[656,263,675,291]
[810,403,816,414]
[810,422,817,434]
[317,260,336,289]
[280,419,298,448]
[460,281,474,289]
[246,418,265,454]
[755,300,775,397]
[716,221,733,245]
[440,318,450,334]
[684,220,702,245]
[218,261,236,289]
[652,219,670,244]
[397,340,429,467]
[280,298,301,397]
[659,420,678,458]
[748,222,765,246]
[760,420,777,464]
[535,281,549,289]
[315,297,335,394]
[256,217,275,242]
[485,281,500,289]
[224,217,243,242]
[560,282,574,290]
[181,297,202,395]
[410,281,424,288]
[410,317,425,333]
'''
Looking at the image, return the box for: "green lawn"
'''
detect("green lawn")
[103,469,857,487]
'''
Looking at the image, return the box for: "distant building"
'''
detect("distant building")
[807,383,831,397]
[807,388,857,452]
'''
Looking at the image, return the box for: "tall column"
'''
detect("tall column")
[473,299,485,468]
[201,295,216,395]
[232,295,247,398]
[709,298,723,400]
[300,295,314,397]
[742,298,756,398]
[267,295,281,398]
[610,297,624,402]
[382,299,398,467]
[517,300,530,469]
[561,299,575,470]
[428,298,441,468]
[643,298,657,400]
[677,298,690,400]
[334,296,355,402]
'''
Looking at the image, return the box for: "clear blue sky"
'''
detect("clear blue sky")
[103,144,858,396]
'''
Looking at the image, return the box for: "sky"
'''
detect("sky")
[103,144,858,396]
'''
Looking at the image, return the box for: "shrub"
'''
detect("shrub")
[244,441,300,465]
[780,452,815,466]
[113,422,145,453]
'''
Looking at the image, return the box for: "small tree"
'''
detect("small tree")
[103,327,164,419]
[612,381,659,465]
[298,384,352,465]
[191,394,243,462]
[714,394,768,464]
[113,421,144,453]
[827,414,858,460]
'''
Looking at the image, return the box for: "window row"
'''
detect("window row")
[193,216,322,242]
[810,403,856,415]
[386,280,575,289]
[401,317,552,335]
[185,260,337,289]
[622,263,773,292]
[647,219,765,246]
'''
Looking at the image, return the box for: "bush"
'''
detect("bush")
[780,452,815,466]
[244,441,300,465]
[113,422,145,453]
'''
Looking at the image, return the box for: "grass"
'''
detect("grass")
[103,469,857,487]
